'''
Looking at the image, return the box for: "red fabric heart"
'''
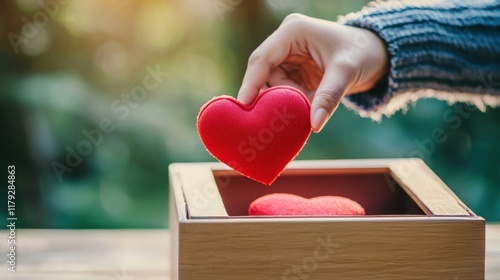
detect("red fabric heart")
[197,86,311,185]
[249,193,366,216]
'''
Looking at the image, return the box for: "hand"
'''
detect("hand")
[237,13,389,132]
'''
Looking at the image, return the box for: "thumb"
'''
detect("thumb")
[310,68,351,133]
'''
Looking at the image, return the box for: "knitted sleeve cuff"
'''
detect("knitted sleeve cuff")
[338,0,500,120]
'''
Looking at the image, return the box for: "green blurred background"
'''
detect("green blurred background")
[1,0,499,228]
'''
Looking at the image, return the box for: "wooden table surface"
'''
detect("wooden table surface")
[1,225,499,280]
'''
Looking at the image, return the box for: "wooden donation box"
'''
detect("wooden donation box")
[169,159,485,280]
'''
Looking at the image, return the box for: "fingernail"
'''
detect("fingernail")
[312,108,329,133]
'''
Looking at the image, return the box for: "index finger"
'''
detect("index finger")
[237,30,291,105]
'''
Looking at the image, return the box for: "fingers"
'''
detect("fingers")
[237,14,318,105]
[237,22,299,105]
[310,66,352,133]
[267,66,308,94]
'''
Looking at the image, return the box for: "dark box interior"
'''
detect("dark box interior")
[213,169,425,217]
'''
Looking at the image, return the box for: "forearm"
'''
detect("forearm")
[339,0,500,120]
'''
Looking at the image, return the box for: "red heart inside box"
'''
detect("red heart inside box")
[249,193,366,216]
[197,86,311,185]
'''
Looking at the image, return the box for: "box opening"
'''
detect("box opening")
[213,168,426,217]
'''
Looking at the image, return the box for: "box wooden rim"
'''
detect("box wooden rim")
[169,158,480,222]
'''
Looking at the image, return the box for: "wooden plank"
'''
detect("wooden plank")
[0,229,170,280]
[0,226,497,279]
[389,159,471,216]
[486,224,500,279]
[284,158,404,170]
[169,164,188,222]
[171,163,228,218]
[179,219,485,280]
[170,177,180,280]
[210,158,410,172]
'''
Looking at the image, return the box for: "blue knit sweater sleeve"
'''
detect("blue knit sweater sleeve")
[338,0,500,120]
